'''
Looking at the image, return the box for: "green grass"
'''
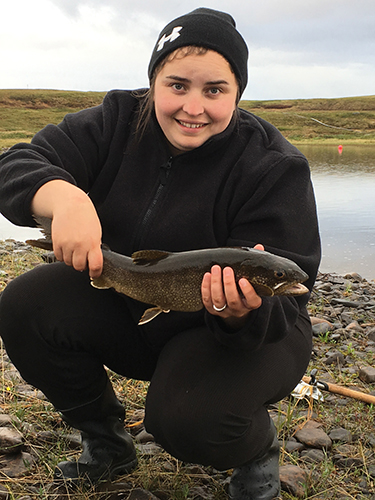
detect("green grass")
[0,89,374,149]
[0,89,105,149]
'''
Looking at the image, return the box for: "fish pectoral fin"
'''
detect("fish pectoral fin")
[131,250,171,266]
[90,277,110,290]
[138,307,170,325]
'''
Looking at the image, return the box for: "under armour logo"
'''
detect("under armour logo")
[157,26,183,51]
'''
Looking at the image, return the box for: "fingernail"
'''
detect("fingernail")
[224,267,232,277]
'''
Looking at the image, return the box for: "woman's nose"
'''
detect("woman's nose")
[182,93,204,116]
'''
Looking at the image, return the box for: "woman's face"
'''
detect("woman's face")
[154,50,238,155]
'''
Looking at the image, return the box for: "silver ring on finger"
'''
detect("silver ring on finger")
[213,303,227,312]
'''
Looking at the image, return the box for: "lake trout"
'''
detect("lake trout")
[27,217,309,325]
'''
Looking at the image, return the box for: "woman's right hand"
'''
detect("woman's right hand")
[31,180,103,278]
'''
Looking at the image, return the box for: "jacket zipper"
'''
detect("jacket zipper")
[134,157,173,248]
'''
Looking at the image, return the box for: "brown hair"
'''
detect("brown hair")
[133,46,240,140]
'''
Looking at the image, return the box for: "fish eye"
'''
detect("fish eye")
[274,270,286,279]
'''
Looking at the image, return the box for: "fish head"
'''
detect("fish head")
[239,249,309,297]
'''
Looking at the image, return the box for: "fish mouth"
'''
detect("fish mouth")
[275,282,309,296]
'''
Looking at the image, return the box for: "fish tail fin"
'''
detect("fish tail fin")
[26,216,53,250]
[26,238,53,251]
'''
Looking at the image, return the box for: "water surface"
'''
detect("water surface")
[300,144,375,280]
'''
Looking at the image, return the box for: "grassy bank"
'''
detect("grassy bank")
[0,89,374,149]
[0,89,106,150]
[240,95,375,144]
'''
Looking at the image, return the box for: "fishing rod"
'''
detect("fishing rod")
[302,369,375,405]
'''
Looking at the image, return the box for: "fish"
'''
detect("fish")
[91,247,309,324]
[26,217,309,325]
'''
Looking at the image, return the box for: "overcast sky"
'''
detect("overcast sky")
[1,0,374,100]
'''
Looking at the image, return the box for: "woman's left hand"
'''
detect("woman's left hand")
[201,244,263,330]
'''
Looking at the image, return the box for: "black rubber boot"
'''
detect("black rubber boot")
[228,420,280,500]
[54,380,138,486]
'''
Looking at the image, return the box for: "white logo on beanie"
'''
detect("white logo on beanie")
[157,26,182,51]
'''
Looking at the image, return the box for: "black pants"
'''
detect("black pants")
[0,262,312,470]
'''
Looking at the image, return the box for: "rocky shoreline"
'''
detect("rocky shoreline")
[1,240,375,499]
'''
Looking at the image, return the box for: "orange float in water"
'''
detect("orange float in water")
[338,144,343,154]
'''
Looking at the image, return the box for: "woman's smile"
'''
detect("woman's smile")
[176,119,207,130]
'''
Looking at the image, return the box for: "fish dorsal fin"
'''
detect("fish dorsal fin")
[33,215,52,238]
[131,250,171,266]
[138,306,170,325]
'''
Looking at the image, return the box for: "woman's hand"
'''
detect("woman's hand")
[50,202,103,278]
[31,180,103,278]
[201,244,264,330]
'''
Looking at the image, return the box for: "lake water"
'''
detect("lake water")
[300,144,375,280]
[1,144,375,280]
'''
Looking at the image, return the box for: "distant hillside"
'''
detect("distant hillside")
[0,89,374,149]
[240,95,375,144]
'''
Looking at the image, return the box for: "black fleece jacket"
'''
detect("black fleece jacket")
[0,89,321,350]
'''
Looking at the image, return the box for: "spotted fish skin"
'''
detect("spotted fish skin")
[91,247,309,324]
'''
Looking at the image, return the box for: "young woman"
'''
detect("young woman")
[0,8,320,499]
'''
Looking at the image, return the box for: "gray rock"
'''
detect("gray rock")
[283,440,305,453]
[324,351,345,366]
[279,464,308,498]
[128,488,160,500]
[329,428,353,443]
[331,298,361,308]
[359,366,375,383]
[0,485,9,500]
[135,442,162,456]
[300,448,326,463]
[367,328,375,342]
[312,322,333,336]
[0,414,13,427]
[135,429,155,444]
[189,485,215,500]
[0,427,23,454]
[341,312,354,325]
[294,426,332,449]
[332,453,363,468]
[0,451,36,478]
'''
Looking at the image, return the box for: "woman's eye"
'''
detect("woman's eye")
[172,83,184,91]
[208,88,221,95]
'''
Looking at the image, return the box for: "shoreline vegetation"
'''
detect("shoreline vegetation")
[0,89,374,150]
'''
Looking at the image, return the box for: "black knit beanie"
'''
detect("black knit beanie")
[148,8,249,96]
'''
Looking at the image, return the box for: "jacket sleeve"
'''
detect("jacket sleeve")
[206,146,321,350]
[0,91,134,227]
